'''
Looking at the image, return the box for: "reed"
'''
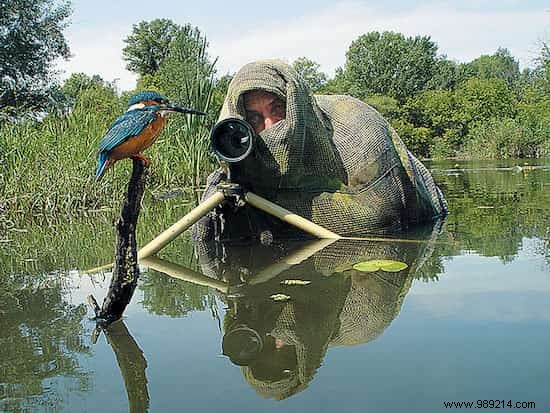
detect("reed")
[0,64,218,227]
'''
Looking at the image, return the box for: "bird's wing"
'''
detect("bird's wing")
[98,110,156,152]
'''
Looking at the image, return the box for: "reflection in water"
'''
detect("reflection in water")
[0,274,90,413]
[432,161,549,261]
[1,160,548,409]
[145,221,445,400]
[103,321,149,413]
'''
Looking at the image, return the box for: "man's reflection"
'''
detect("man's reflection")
[141,222,445,401]
[195,223,444,400]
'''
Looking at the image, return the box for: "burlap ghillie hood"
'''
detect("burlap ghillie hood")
[194,60,447,240]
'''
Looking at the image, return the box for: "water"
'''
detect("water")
[1,159,549,412]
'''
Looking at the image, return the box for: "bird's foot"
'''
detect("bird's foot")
[130,154,150,168]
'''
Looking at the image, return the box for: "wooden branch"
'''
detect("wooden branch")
[88,158,147,326]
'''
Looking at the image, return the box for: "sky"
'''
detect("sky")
[57,0,550,92]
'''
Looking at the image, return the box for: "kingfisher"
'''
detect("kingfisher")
[95,90,205,181]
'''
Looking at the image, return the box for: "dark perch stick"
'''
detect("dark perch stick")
[88,158,147,326]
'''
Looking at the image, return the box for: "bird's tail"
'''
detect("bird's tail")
[95,152,111,181]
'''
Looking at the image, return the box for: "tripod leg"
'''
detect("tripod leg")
[138,191,226,259]
[244,191,341,239]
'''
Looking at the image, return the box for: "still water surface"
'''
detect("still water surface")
[1,159,549,412]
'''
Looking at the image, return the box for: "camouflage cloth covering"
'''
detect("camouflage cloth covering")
[193,60,447,240]
[196,221,445,400]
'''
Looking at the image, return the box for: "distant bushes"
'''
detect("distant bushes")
[366,75,549,159]
[461,118,547,159]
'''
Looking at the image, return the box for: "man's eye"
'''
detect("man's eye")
[246,113,262,125]
[272,102,286,117]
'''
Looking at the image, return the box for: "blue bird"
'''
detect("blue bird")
[95,91,205,181]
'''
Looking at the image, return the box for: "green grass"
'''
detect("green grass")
[0,88,218,230]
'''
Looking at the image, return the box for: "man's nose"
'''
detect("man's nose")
[264,116,279,130]
[264,117,274,129]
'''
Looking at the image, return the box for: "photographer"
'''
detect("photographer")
[193,60,447,242]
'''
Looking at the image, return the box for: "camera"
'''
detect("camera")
[210,118,255,163]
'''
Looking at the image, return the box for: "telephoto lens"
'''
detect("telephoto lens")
[210,118,255,163]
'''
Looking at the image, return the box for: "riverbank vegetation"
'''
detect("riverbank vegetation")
[1,5,549,224]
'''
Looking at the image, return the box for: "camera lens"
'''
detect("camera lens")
[222,326,263,366]
[211,118,255,162]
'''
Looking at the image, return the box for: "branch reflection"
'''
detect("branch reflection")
[103,320,149,413]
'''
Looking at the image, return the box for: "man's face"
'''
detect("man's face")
[243,90,286,134]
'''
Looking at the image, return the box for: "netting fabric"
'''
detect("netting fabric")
[193,60,447,240]
[196,223,444,400]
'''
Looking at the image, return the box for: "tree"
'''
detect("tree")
[460,48,520,90]
[292,57,328,92]
[364,94,401,120]
[317,67,349,94]
[532,41,549,94]
[344,31,439,101]
[122,19,181,76]
[154,24,215,107]
[61,73,114,100]
[149,23,218,187]
[403,89,464,157]
[0,0,71,110]
[454,78,516,126]
[426,58,459,91]
[406,89,459,137]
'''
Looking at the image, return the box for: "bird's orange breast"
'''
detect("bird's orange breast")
[110,115,166,161]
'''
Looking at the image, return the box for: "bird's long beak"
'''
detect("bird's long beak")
[163,103,206,116]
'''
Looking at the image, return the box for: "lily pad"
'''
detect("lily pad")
[352,259,408,273]
[270,293,291,302]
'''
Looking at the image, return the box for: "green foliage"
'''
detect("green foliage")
[0,95,124,222]
[406,89,458,136]
[460,48,520,90]
[461,117,549,159]
[61,73,113,100]
[364,94,401,120]
[344,31,438,101]
[292,57,328,92]
[533,41,550,94]
[136,73,163,91]
[317,67,349,94]
[454,78,516,125]
[154,24,214,101]
[211,73,233,115]
[0,0,72,111]
[425,58,460,90]
[153,24,218,187]
[391,118,432,157]
[122,19,181,76]
[431,128,463,158]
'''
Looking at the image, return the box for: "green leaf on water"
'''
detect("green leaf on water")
[352,259,408,273]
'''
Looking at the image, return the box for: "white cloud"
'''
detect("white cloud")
[210,2,549,76]
[57,26,138,91]
[56,2,549,91]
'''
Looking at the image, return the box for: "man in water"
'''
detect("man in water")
[194,60,447,241]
